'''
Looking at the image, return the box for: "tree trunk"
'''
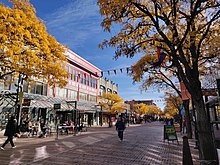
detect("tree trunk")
[194,97,218,164]
[183,100,192,139]
[108,114,112,128]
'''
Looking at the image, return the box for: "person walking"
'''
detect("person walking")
[115,116,126,141]
[1,115,19,150]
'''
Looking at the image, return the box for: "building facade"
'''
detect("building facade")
[0,49,103,130]
[97,77,118,126]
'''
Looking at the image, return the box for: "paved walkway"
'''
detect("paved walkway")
[0,122,200,165]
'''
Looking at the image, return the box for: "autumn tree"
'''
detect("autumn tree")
[0,0,68,87]
[163,92,182,118]
[98,93,124,127]
[134,103,148,115]
[147,104,162,117]
[98,0,220,162]
[134,56,193,138]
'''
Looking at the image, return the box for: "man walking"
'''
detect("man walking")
[1,115,18,150]
[115,116,126,141]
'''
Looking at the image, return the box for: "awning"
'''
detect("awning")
[23,93,75,111]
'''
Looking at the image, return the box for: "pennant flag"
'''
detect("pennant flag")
[126,67,129,74]
[180,81,191,100]
[114,70,116,75]
[153,48,166,68]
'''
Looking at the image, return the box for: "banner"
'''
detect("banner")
[180,81,191,100]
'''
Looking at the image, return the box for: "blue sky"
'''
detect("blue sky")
[1,0,165,109]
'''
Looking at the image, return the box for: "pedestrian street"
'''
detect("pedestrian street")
[0,122,199,165]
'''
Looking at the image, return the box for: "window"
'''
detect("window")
[99,86,106,96]
[80,73,83,84]
[67,89,77,100]
[4,75,12,90]
[0,81,4,91]
[107,88,112,93]
[36,83,43,95]
[69,68,73,80]
[86,75,89,86]
[79,92,87,101]
[23,81,29,93]
[74,70,78,82]
[49,86,54,97]
[89,95,97,102]
[84,74,87,85]
[30,84,36,94]
[56,87,66,98]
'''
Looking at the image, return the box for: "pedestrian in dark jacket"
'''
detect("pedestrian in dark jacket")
[115,116,126,141]
[1,116,18,150]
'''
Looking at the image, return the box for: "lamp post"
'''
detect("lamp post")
[15,73,24,126]
[100,105,102,126]
[97,104,102,127]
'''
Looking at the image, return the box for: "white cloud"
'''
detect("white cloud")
[44,0,102,49]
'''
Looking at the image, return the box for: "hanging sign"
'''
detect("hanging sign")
[54,103,61,110]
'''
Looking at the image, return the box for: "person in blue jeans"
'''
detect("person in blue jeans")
[116,116,126,141]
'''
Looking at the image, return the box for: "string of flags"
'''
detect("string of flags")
[100,66,132,77]
[100,48,167,77]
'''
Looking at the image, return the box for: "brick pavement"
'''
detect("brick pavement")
[0,122,200,165]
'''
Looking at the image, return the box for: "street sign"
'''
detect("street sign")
[164,125,179,144]
[54,103,61,110]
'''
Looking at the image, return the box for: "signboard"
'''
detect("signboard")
[54,103,61,110]
[164,125,179,144]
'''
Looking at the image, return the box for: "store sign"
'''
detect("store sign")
[54,103,61,110]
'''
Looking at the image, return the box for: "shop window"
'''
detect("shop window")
[23,81,29,93]
[36,83,43,95]
[89,95,96,102]
[30,84,36,94]
[79,92,87,101]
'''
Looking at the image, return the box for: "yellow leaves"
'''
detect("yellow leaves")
[0,0,68,87]
[98,93,124,114]
[134,103,162,115]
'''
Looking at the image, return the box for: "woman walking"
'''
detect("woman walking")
[1,115,19,150]
[115,116,126,141]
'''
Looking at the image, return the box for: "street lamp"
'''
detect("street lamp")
[97,103,103,127]
[15,73,24,126]
[100,105,102,126]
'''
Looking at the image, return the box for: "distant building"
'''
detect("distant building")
[97,77,118,126]
[125,99,154,111]
[98,77,118,96]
